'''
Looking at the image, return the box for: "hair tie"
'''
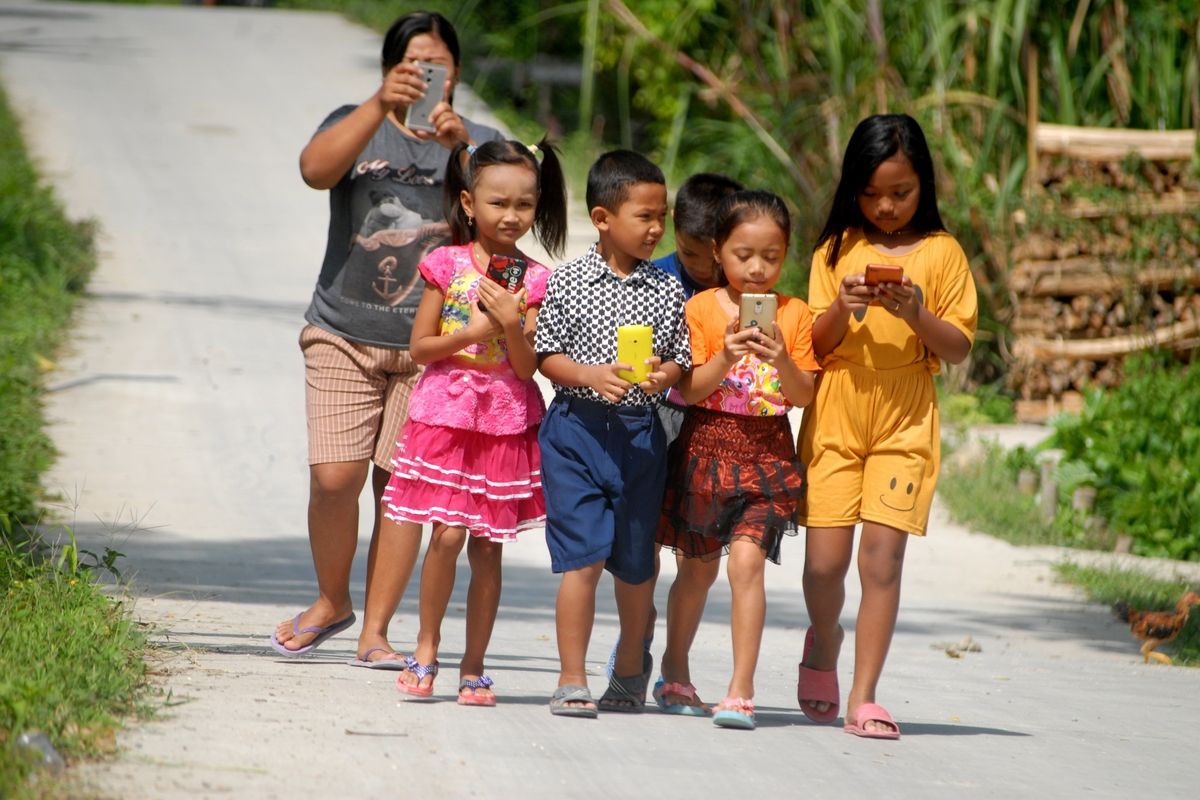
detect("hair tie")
[466,144,477,155]
[527,143,539,155]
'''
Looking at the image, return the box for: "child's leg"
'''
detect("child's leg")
[847,520,908,733]
[725,539,767,700]
[659,554,720,705]
[398,523,467,690]
[800,525,854,716]
[274,460,368,650]
[555,561,606,707]
[600,574,656,710]
[459,537,503,698]
[357,508,422,662]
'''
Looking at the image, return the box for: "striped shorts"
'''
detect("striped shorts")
[300,324,420,470]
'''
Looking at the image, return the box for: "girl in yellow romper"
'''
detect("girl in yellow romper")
[796,114,977,739]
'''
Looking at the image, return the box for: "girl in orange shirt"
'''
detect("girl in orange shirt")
[655,190,818,730]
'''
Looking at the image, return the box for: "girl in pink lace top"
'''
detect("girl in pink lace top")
[384,137,566,705]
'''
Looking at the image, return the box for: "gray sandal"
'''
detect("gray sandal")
[549,684,598,719]
[598,671,648,713]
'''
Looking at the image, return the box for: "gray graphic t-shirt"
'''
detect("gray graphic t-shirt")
[304,105,502,347]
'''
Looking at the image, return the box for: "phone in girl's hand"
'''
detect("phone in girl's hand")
[404,61,449,133]
[864,263,904,286]
[486,254,527,294]
[739,293,778,340]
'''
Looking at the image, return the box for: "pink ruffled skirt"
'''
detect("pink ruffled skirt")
[382,420,544,541]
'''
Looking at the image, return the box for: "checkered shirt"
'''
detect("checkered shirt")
[535,244,691,406]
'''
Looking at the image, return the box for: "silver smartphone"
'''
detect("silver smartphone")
[404,62,449,133]
[739,293,778,339]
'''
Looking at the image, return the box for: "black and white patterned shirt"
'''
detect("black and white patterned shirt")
[536,244,691,406]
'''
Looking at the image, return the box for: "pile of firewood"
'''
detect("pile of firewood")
[1006,125,1200,420]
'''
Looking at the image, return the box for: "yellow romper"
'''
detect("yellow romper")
[797,230,977,535]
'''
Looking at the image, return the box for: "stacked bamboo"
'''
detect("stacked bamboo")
[1008,124,1200,421]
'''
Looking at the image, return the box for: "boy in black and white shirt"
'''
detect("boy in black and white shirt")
[535,150,690,718]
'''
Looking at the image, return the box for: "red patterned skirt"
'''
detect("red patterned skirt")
[657,407,802,564]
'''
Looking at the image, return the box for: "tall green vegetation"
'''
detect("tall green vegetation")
[0,83,148,795]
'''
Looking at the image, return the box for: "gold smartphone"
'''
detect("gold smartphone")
[616,325,653,383]
[739,293,778,339]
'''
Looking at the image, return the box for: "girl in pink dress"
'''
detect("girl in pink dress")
[385,138,566,705]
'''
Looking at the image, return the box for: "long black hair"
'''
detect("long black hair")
[816,113,945,267]
[443,137,568,259]
[381,12,461,72]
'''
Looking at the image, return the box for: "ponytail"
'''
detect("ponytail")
[443,141,473,246]
[531,137,567,259]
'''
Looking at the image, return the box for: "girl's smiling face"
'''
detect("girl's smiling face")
[858,152,921,234]
[715,214,788,297]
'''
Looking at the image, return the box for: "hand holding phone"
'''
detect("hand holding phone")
[616,325,653,383]
[486,254,527,294]
[739,293,778,340]
[404,62,449,133]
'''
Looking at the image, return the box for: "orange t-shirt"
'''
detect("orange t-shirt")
[807,230,977,374]
[686,288,819,416]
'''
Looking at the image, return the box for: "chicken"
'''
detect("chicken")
[1112,591,1200,665]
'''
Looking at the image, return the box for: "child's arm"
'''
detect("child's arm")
[539,355,633,404]
[476,279,537,380]
[409,286,500,366]
[300,64,430,190]
[878,279,972,364]
[677,319,756,405]
[812,274,875,358]
[746,323,816,408]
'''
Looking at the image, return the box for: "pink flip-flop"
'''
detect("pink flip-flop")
[797,627,840,723]
[270,612,356,657]
[844,702,901,740]
[396,656,438,697]
[457,675,496,707]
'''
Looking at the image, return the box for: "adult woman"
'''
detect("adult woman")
[271,11,502,665]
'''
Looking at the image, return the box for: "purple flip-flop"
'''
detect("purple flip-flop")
[349,647,408,670]
[270,612,356,656]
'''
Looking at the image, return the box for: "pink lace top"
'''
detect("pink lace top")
[406,244,550,434]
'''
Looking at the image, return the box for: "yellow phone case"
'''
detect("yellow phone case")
[617,325,653,384]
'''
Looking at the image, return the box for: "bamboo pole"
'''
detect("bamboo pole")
[1025,42,1039,198]
[1013,318,1200,361]
[1035,123,1197,161]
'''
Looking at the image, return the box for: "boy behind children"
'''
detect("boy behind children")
[535,150,691,718]
[654,172,745,297]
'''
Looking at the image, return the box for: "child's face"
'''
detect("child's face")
[714,214,787,295]
[461,163,538,251]
[674,229,719,287]
[599,182,668,262]
[857,152,920,234]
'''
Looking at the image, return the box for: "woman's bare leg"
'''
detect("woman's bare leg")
[274,460,368,650]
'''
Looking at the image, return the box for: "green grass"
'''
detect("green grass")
[939,449,1062,547]
[0,81,150,796]
[1054,562,1200,666]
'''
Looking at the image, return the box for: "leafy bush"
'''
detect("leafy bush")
[1049,354,1200,561]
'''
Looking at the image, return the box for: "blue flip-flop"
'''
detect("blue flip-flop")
[712,697,756,730]
[270,612,356,656]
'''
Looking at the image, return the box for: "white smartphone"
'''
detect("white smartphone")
[404,62,449,133]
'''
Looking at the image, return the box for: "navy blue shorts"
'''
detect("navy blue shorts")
[538,395,667,584]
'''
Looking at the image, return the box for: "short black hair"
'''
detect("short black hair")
[585,149,665,212]
[816,113,946,266]
[673,173,744,240]
[381,11,460,72]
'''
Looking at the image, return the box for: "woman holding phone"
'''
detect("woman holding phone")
[271,11,503,668]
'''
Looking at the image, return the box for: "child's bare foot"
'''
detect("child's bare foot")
[272,600,354,653]
[457,674,496,706]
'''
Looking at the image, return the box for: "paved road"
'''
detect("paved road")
[3,3,1199,798]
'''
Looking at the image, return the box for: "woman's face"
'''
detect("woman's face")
[857,152,920,234]
[397,33,456,104]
